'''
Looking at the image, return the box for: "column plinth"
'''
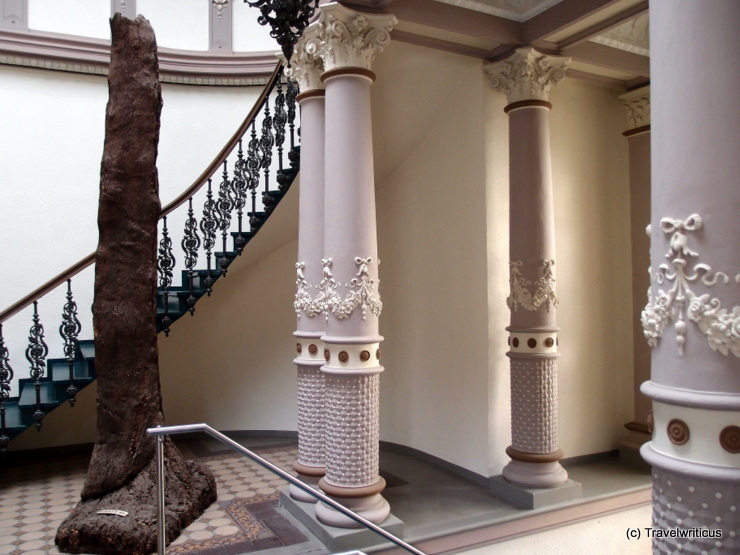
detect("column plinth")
[486,47,570,490]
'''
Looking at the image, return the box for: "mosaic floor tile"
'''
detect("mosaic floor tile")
[0,442,309,555]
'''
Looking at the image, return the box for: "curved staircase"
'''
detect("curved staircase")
[0,64,300,450]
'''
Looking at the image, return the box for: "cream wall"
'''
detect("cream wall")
[548,78,634,457]
[373,42,495,477]
[5,37,636,473]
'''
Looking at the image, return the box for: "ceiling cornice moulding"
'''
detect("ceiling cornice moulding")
[0,29,277,85]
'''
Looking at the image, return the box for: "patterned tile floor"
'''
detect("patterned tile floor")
[0,441,314,555]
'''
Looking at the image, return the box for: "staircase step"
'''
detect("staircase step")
[231,230,255,253]
[18,380,59,409]
[78,340,95,361]
[47,359,94,383]
[1,400,26,436]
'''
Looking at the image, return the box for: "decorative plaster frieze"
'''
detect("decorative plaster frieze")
[315,3,397,73]
[325,257,383,321]
[642,215,740,358]
[620,86,650,129]
[284,25,324,93]
[485,47,570,103]
[294,261,324,319]
[590,14,649,58]
[507,259,559,312]
[212,0,229,20]
[434,0,562,22]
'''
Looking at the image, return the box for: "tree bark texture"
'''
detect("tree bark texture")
[56,14,216,554]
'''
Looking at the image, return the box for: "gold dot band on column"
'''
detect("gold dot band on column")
[294,339,326,365]
[719,425,740,454]
[322,343,383,374]
[667,418,690,445]
[508,332,558,354]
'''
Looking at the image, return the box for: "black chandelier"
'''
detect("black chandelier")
[244,0,320,63]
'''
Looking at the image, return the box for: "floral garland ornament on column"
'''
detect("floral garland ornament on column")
[507,259,559,312]
[327,257,383,321]
[641,214,740,357]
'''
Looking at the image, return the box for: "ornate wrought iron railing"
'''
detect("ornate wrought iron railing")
[0,62,300,450]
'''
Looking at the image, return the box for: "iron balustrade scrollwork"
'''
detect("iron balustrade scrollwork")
[25,301,48,430]
[287,79,298,168]
[231,141,249,254]
[0,66,300,451]
[215,161,235,276]
[158,217,176,336]
[200,178,218,295]
[247,120,261,231]
[182,198,200,314]
[0,324,13,451]
[0,62,300,446]
[59,279,81,406]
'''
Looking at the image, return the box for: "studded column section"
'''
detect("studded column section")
[640,2,739,553]
[286,26,327,503]
[312,3,396,527]
[486,48,570,489]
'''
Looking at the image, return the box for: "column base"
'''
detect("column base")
[502,459,569,488]
[289,470,324,503]
[490,475,583,510]
[315,493,390,528]
[315,476,390,528]
[281,490,404,552]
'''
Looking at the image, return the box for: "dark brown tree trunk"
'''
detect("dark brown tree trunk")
[56,14,216,554]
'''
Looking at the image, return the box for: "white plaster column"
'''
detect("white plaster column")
[486,48,570,489]
[312,2,396,527]
[619,86,652,464]
[640,2,740,553]
[287,27,327,503]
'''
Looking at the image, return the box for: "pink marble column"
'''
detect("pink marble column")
[486,48,570,489]
[287,27,327,503]
[619,87,652,464]
[640,2,739,553]
[312,3,396,527]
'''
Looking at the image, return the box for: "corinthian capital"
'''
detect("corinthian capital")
[315,3,397,73]
[285,24,324,94]
[620,85,650,130]
[485,47,570,104]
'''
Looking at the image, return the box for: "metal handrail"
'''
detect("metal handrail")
[147,423,426,555]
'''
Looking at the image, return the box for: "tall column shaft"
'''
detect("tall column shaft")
[641,2,739,553]
[288,28,327,502]
[486,48,569,489]
[312,3,397,527]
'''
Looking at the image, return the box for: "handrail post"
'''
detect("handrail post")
[156,431,166,555]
